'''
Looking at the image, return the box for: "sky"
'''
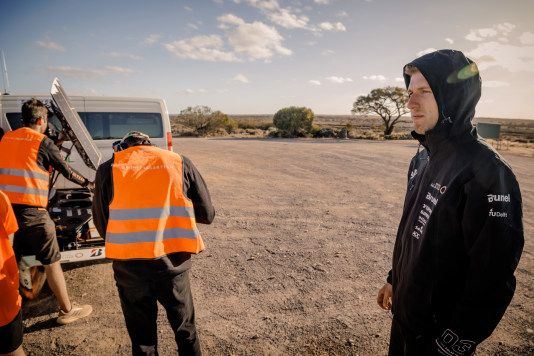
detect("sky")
[1,0,533,118]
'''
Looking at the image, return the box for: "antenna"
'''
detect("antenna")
[1,50,10,95]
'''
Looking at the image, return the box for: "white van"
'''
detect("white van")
[1,94,173,186]
[0,82,173,296]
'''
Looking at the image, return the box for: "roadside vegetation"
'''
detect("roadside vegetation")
[170,87,534,147]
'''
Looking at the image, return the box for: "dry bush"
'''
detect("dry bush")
[273,106,314,137]
[175,106,235,136]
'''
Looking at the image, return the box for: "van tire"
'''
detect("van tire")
[20,266,47,300]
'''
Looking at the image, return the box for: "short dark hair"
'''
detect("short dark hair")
[122,131,151,148]
[21,98,48,126]
[404,65,419,76]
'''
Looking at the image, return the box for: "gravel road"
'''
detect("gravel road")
[21,138,534,355]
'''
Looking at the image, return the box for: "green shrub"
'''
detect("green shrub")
[223,117,239,132]
[310,124,322,136]
[178,106,230,136]
[273,106,314,137]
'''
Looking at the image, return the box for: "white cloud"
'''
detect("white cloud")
[363,75,387,81]
[465,28,497,41]
[326,76,353,83]
[321,49,335,55]
[106,52,142,60]
[164,35,238,62]
[218,13,245,28]
[519,32,534,45]
[143,34,161,45]
[221,14,292,60]
[47,65,135,79]
[318,22,346,32]
[445,38,454,44]
[468,42,534,72]
[233,74,250,83]
[482,81,510,88]
[184,6,193,11]
[166,14,291,62]
[308,80,321,85]
[496,22,515,34]
[268,9,309,29]
[187,23,199,30]
[395,77,404,83]
[416,48,437,57]
[242,0,280,11]
[183,88,208,94]
[237,0,348,35]
[105,66,135,75]
[465,22,515,41]
[47,66,104,78]
[36,40,65,51]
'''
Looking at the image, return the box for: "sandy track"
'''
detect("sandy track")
[22,138,533,355]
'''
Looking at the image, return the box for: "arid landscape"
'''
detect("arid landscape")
[171,115,534,157]
[223,114,534,142]
[20,137,533,355]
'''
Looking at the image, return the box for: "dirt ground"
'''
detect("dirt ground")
[22,138,533,355]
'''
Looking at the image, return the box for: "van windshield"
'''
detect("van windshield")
[79,112,163,140]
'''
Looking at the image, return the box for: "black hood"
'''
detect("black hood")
[404,49,482,146]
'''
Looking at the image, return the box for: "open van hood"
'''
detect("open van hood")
[50,78,101,170]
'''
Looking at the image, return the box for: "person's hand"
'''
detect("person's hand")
[377,283,393,310]
[86,181,95,193]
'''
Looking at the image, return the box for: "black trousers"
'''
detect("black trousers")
[388,317,436,356]
[113,259,200,356]
[388,317,477,356]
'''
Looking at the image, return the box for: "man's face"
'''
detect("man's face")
[37,115,48,134]
[407,71,439,134]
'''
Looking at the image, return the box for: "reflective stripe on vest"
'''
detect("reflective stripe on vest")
[105,146,204,260]
[0,128,50,207]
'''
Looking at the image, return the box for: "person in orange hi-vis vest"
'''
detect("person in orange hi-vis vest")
[92,131,215,356]
[0,190,24,356]
[0,99,93,325]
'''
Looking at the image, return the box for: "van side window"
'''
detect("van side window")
[80,112,163,140]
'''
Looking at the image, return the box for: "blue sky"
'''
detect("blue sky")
[1,0,533,118]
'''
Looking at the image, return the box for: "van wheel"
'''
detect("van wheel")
[20,266,47,300]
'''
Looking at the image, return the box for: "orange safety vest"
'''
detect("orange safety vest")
[0,190,21,327]
[0,128,50,207]
[105,145,204,260]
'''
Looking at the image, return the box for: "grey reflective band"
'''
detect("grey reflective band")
[0,168,49,181]
[0,184,49,196]
[106,228,200,244]
[109,206,195,220]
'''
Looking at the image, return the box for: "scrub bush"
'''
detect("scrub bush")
[273,106,314,137]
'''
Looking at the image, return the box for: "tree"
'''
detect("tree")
[179,106,232,135]
[273,106,314,137]
[351,86,409,136]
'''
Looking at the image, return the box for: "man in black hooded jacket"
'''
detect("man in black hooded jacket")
[376,50,524,355]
